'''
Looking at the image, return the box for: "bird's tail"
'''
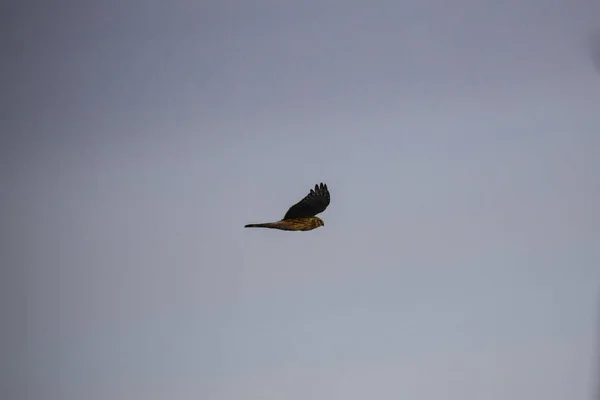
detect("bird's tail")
[244,222,279,229]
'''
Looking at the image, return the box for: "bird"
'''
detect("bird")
[245,183,330,231]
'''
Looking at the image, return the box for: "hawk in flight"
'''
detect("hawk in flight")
[245,183,330,231]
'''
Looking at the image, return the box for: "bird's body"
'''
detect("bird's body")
[245,183,330,232]
[245,217,324,231]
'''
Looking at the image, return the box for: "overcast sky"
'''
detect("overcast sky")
[3,1,600,399]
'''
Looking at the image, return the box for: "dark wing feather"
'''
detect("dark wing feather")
[283,183,330,220]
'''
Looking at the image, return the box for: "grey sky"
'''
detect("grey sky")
[3,0,600,399]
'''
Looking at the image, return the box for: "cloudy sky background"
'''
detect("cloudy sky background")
[3,0,600,399]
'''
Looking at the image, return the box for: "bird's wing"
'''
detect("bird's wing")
[283,183,330,220]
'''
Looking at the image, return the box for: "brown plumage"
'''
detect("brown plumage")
[245,183,330,232]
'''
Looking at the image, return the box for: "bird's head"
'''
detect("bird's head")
[314,217,325,228]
